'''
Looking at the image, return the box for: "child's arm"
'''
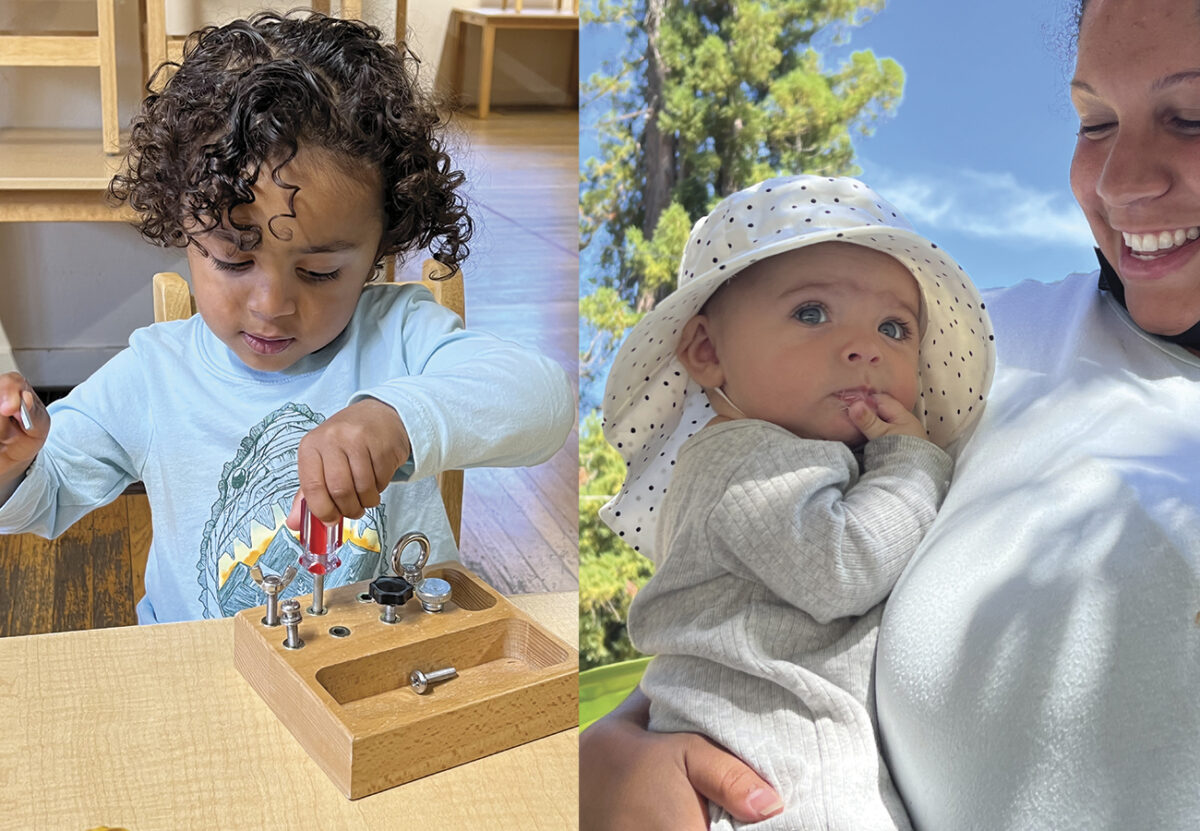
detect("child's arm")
[286,285,573,524]
[0,356,148,539]
[347,286,573,479]
[709,422,951,624]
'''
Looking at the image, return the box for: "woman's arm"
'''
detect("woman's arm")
[579,687,783,831]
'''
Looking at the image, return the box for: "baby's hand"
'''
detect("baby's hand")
[286,398,411,527]
[0,373,48,496]
[846,391,927,443]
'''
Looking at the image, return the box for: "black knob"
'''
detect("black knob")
[369,575,413,607]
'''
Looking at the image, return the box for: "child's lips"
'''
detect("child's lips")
[242,332,295,355]
[833,386,877,405]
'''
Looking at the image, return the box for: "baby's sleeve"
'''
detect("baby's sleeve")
[710,430,951,623]
[350,285,574,482]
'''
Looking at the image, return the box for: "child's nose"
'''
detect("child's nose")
[248,274,297,318]
[842,334,882,365]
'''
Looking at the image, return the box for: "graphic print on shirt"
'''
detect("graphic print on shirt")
[196,402,386,618]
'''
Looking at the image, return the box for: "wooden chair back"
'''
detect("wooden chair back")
[151,259,465,543]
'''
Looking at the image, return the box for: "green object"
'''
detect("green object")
[578,656,651,731]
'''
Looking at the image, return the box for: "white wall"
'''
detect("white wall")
[0,0,575,386]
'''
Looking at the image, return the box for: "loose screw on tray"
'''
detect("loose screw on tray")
[410,666,457,694]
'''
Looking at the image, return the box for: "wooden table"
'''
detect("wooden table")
[450,8,579,119]
[0,591,578,829]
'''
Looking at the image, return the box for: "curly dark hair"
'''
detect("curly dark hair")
[108,10,472,273]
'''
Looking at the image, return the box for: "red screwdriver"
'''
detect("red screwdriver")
[299,498,343,615]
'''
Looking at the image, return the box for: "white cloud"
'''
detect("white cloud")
[868,167,1095,248]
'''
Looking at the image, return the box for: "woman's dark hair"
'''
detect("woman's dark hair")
[109,10,472,272]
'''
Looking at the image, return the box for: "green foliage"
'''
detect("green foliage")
[578,413,655,670]
[581,0,903,304]
[578,0,905,668]
[579,287,643,392]
[627,201,694,304]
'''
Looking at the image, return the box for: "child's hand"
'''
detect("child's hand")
[846,391,927,442]
[0,373,48,496]
[286,398,411,527]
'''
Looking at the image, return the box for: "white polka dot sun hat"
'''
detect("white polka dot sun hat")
[599,174,996,557]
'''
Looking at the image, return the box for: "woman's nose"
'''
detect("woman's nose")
[1095,127,1171,208]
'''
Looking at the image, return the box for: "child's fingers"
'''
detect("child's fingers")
[296,445,343,524]
[336,446,382,518]
[0,385,49,452]
[847,400,889,441]
[0,376,41,433]
[285,492,304,531]
[870,392,916,424]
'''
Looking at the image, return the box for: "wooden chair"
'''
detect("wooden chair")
[0,0,120,154]
[151,259,465,543]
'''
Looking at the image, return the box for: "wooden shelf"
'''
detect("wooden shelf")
[0,128,134,221]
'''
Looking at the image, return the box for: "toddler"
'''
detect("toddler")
[0,12,573,623]
[600,175,995,829]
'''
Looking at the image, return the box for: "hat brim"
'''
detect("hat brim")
[603,224,994,453]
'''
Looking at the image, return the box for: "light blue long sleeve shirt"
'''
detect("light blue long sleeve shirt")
[0,283,573,623]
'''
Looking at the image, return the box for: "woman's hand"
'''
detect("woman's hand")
[287,397,411,526]
[579,688,783,831]
[0,373,48,503]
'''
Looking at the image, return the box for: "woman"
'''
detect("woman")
[580,0,1200,827]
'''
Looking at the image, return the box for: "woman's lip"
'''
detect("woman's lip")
[242,332,295,355]
[1118,235,1200,282]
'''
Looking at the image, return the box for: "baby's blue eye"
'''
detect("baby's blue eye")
[878,320,910,340]
[794,305,827,325]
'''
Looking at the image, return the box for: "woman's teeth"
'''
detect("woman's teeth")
[1123,227,1200,254]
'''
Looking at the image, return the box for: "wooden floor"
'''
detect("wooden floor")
[0,109,579,637]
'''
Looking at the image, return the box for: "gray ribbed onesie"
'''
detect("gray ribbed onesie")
[628,418,951,831]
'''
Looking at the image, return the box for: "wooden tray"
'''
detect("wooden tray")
[233,561,579,799]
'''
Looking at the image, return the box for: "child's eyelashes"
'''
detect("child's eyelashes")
[789,303,913,341]
[300,269,341,282]
[792,303,829,325]
[878,319,913,341]
[208,255,340,282]
[211,257,254,273]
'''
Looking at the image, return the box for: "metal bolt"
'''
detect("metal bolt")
[391,532,431,586]
[280,599,304,650]
[415,577,453,613]
[410,666,457,694]
[369,575,413,625]
[308,572,329,616]
[251,564,297,627]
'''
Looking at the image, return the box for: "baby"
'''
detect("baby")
[600,175,995,829]
[0,12,573,624]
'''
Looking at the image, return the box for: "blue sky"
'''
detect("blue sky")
[580,0,1096,292]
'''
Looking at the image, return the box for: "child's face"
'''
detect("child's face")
[697,242,922,445]
[186,146,385,373]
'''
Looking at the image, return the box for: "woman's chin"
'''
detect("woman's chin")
[1123,288,1200,338]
